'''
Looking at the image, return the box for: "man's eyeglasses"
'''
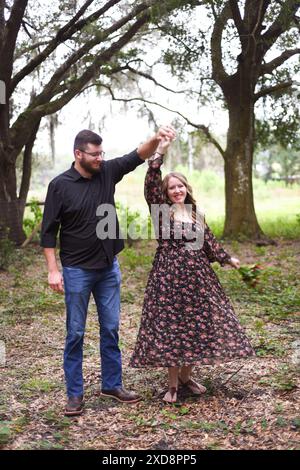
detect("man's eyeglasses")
[79,149,105,158]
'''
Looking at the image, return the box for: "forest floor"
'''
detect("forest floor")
[0,239,299,450]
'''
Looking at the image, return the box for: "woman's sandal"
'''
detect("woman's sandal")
[179,377,207,396]
[162,387,178,404]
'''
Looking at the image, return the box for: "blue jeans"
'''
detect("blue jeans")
[62,258,122,397]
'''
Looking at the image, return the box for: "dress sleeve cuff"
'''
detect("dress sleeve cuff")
[148,155,163,169]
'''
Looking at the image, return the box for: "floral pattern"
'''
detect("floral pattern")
[129,159,255,367]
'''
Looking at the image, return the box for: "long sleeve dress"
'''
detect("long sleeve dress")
[129,158,255,368]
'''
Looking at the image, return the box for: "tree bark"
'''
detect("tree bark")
[0,146,26,244]
[19,120,40,201]
[0,121,40,245]
[0,198,26,244]
[222,86,263,239]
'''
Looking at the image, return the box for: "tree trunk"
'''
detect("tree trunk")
[0,198,26,244]
[223,98,264,239]
[0,102,40,244]
[188,134,194,173]
[0,148,26,244]
[49,114,57,164]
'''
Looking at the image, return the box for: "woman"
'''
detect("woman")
[130,139,255,403]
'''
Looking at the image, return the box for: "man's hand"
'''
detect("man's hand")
[137,124,176,160]
[44,248,64,293]
[48,270,64,293]
[156,125,176,143]
[229,257,240,269]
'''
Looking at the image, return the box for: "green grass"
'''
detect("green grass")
[207,214,300,240]
[258,364,298,392]
[0,422,12,446]
[21,378,60,395]
[0,416,31,447]
[41,410,71,429]
[215,261,300,322]
[120,246,153,271]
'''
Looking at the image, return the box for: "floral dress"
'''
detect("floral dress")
[129,159,255,368]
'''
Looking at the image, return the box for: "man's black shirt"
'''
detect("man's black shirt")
[40,149,144,269]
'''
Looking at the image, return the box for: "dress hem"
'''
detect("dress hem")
[129,353,256,369]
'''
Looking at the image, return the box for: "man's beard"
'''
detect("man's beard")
[79,156,102,175]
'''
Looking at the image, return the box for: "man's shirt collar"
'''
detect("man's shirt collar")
[66,162,93,181]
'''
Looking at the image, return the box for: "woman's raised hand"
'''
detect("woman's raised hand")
[156,124,176,142]
[156,125,176,155]
[156,136,172,155]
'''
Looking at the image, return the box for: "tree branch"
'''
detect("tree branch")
[244,0,270,32]
[55,0,96,39]
[19,119,40,201]
[102,84,225,158]
[10,13,151,153]
[20,15,40,38]
[229,0,246,38]
[126,64,202,95]
[211,1,231,85]
[261,0,300,54]
[27,2,157,109]
[238,0,269,69]
[0,0,29,82]
[50,63,132,99]
[255,79,294,100]
[10,0,123,94]
[14,40,49,60]
[260,48,300,75]
[157,23,203,56]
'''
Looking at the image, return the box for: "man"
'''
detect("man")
[41,126,176,416]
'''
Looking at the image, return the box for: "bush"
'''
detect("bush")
[115,201,151,245]
[23,199,43,237]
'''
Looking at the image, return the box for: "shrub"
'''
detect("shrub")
[23,199,43,237]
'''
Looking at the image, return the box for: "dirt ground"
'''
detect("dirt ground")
[0,239,299,450]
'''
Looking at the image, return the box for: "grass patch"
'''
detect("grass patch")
[216,263,300,321]
[0,421,12,446]
[259,364,298,392]
[25,439,65,450]
[207,215,300,240]
[119,245,153,271]
[21,378,60,395]
[41,410,71,429]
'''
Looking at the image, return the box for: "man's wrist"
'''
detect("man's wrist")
[49,268,60,274]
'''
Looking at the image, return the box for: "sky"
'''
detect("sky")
[32,2,230,165]
[21,0,300,170]
[46,91,229,162]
